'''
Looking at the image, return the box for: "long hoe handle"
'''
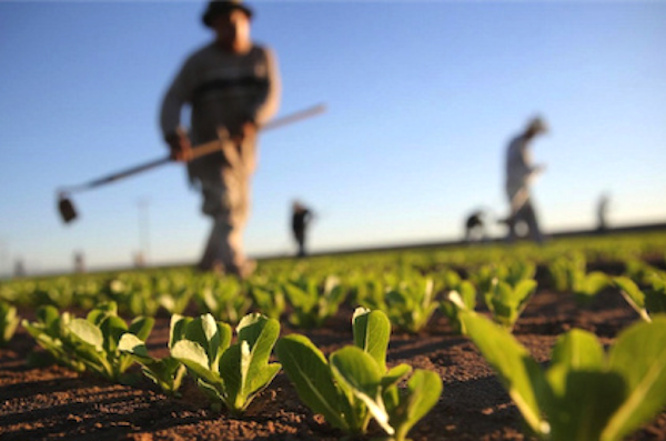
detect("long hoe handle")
[60,103,326,195]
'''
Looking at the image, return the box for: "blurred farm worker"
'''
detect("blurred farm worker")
[504,117,548,243]
[160,0,280,277]
[597,193,610,233]
[464,210,486,242]
[292,201,313,257]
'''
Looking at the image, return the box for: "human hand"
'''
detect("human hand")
[229,119,257,144]
[165,129,192,162]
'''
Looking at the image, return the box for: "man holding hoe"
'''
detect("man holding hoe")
[160,0,280,277]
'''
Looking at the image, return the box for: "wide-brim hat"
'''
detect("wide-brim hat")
[202,0,253,27]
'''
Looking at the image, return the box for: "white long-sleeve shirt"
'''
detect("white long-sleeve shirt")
[505,134,537,200]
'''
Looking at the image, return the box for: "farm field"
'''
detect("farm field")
[1,231,666,441]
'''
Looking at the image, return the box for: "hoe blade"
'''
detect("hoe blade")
[58,195,77,223]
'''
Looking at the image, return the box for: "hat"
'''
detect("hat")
[527,116,548,134]
[202,0,253,27]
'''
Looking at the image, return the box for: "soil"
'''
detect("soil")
[2,287,666,441]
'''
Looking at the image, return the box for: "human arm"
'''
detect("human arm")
[159,58,196,162]
[249,47,281,128]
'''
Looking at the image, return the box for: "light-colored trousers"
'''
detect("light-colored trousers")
[506,187,543,243]
[194,135,257,272]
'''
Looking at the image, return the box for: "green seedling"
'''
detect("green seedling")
[614,275,666,322]
[65,302,154,381]
[248,283,285,320]
[385,276,438,333]
[440,281,477,334]
[171,312,280,416]
[460,310,666,441]
[198,277,252,325]
[0,301,19,346]
[22,305,89,372]
[284,275,347,328]
[118,314,189,395]
[276,308,442,440]
[483,278,537,331]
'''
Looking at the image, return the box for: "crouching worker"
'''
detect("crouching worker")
[160,0,280,277]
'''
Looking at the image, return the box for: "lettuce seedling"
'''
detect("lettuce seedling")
[276,308,442,440]
[198,277,252,325]
[0,301,19,346]
[65,302,154,381]
[118,313,189,395]
[22,305,87,372]
[483,278,537,331]
[385,276,438,333]
[460,310,666,441]
[614,275,666,322]
[248,283,285,320]
[171,312,280,415]
[284,275,347,328]
[440,280,476,334]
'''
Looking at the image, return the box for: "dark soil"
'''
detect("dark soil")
[2,288,666,441]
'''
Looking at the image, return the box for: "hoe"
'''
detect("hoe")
[57,104,326,224]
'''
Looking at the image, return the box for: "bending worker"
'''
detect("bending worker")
[504,116,548,243]
[160,0,280,277]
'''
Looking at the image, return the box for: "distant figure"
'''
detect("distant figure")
[597,193,610,233]
[13,259,25,278]
[504,116,548,243]
[134,251,146,268]
[291,201,313,257]
[464,210,486,242]
[160,0,280,278]
[74,251,85,273]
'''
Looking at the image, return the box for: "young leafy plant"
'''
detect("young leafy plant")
[171,312,280,416]
[118,314,188,395]
[22,305,88,372]
[440,280,476,334]
[483,278,537,331]
[65,302,155,381]
[0,301,19,346]
[197,277,252,325]
[276,308,442,440]
[614,275,666,322]
[384,275,438,333]
[460,310,666,441]
[283,275,347,328]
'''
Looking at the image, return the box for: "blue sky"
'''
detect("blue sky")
[1,1,665,275]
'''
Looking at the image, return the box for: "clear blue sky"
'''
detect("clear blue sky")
[1,1,665,275]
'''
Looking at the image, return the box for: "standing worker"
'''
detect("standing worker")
[504,117,548,243]
[291,201,313,257]
[160,0,280,277]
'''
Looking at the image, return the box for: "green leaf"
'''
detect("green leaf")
[275,335,349,431]
[550,329,605,371]
[129,316,154,341]
[544,366,626,441]
[118,333,151,360]
[68,318,104,351]
[460,311,548,435]
[602,316,666,441]
[614,277,650,322]
[171,339,222,387]
[388,369,443,441]
[169,314,191,348]
[352,308,391,372]
[381,364,412,389]
[330,346,390,435]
